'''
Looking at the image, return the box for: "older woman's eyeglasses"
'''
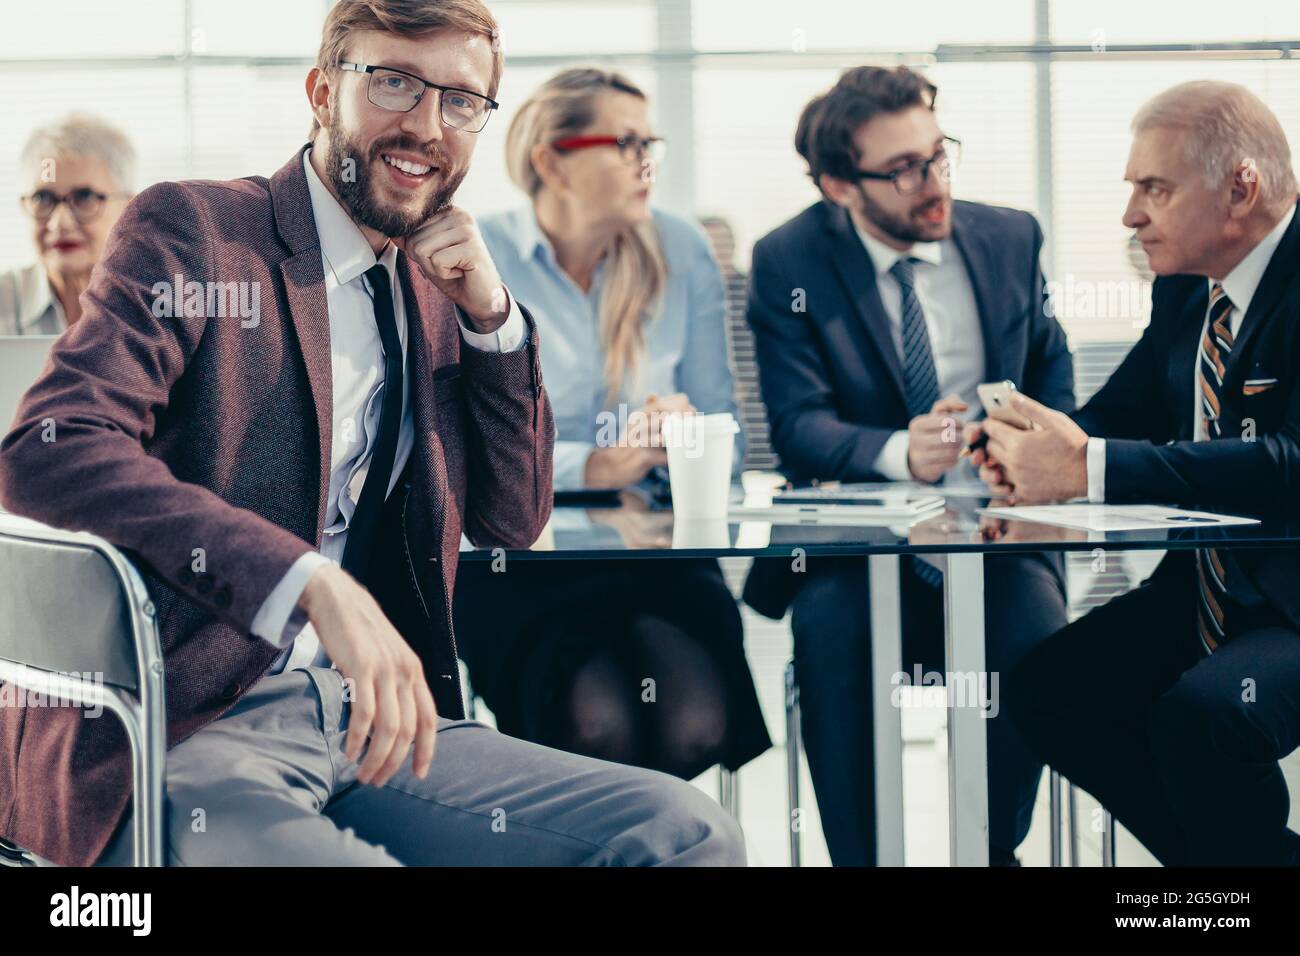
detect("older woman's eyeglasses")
[20,187,129,223]
[338,61,499,133]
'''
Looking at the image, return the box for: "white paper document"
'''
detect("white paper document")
[977,504,1260,532]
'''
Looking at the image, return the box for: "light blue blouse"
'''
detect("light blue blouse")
[480,205,743,490]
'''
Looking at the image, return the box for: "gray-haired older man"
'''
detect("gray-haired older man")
[968,81,1300,865]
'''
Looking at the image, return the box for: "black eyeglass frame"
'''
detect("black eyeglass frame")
[852,136,963,194]
[19,186,131,223]
[337,60,500,133]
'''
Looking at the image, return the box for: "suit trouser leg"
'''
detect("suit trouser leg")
[791,561,878,866]
[317,664,745,866]
[98,666,746,866]
[1007,569,1206,865]
[97,666,400,866]
[1148,625,1300,865]
[982,554,1069,852]
[791,553,1065,865]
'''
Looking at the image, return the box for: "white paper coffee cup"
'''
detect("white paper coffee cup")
[660,412,739,520]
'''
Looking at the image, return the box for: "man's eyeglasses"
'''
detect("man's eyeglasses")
[20,187,129,224]
[854,137,962,195]
[552,134,667,166]
[338,61,499,133]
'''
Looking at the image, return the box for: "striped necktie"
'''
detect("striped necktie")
[890,257,942,419]
[1194,282,1235,654]
[890,256,944,588]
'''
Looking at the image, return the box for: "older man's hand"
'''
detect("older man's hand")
[976,393,1090,504]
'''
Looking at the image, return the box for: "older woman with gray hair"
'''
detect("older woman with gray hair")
[0,113,136,334]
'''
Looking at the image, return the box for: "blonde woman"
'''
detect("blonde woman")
[453,68,770,780]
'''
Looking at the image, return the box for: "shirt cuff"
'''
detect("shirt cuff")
[249,550,332,648]
[555,440,598,491]
[456,286,528,353]
[1086,437,1106,503]
[873,429,914,482]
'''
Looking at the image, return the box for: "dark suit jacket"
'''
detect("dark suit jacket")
[1073,202,1300,632]
[743,199,1074,618]
[0,148,555,866]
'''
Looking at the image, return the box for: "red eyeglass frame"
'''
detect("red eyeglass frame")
[551,134,664,156]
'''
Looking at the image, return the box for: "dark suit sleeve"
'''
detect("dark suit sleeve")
[1019,215,1076,414]
[0,183,315,632]
[746,236,897,480]
[1072,277,1180,441]
[457,308,554,549]
[1101,385,1300,514]
[1075,278,1300,514]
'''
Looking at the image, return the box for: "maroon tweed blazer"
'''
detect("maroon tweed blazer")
[0,148,554,866]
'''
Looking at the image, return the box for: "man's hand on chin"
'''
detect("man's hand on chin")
[975,393,1090,505]
[398,206,509,333]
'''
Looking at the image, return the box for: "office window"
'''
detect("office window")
[691,0,1033,51]
[1051,59,1300,343]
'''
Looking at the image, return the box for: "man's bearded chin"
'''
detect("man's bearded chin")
[860,188,951,244]
[326,125,466,238]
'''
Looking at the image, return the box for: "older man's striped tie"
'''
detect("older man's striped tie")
[1195,283,1235,654]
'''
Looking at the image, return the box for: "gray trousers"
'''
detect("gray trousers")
[94,666,746,866]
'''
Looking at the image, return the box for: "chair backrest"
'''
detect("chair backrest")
[0,513,154,691]
[720,267,780,472]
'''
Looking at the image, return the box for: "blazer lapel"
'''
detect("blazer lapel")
[949,205,1005,385]
[270,147,333,534]
[824,203,906,402]
[1223,200,1300,379]
[1171,288,1207,440]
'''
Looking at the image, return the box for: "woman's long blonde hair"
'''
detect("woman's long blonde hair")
[505,68,666,404]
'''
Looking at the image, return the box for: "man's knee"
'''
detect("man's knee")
[984,555,1068,669]
[1149,673,1274,765]
[618,771,746,866]
[791,569,870,674]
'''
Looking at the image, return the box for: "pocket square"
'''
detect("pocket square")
[1243,377,1279,396]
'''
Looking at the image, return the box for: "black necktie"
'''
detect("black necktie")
[339,263,404,582]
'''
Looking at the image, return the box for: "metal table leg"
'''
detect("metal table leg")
[869,554,905,866]
[785,662,802,868]
[944,552,989,866]
[1049,770,1062,867]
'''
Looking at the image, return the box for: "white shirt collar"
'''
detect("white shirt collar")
[302,149,398,286]
[1215,201,1296,315]
[17,261,65,332]
[851,214,943,277]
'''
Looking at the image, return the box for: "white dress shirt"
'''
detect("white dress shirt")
[250,150,527,674]
[852,222,986,482]
[0,261,68,335]
[1086,203,1297,501]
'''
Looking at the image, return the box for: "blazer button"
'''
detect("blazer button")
[177,567,195,586]
[220,682,241,700]
[214,586,232,609]
[196,577,213,596]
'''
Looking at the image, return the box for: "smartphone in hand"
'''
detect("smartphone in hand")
[976,380,1035,430]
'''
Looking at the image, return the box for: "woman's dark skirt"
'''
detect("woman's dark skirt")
[452,556,772,771]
